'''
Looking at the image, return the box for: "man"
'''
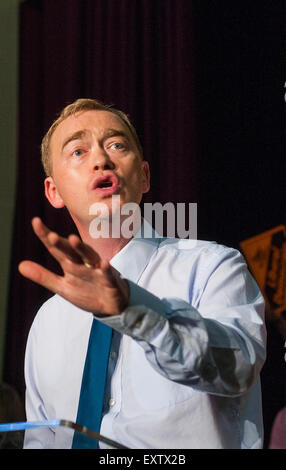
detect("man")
[20,98,266,449]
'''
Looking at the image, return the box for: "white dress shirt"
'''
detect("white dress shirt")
[24,222,266,449]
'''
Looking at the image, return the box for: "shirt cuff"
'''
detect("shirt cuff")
[97,280,168,340]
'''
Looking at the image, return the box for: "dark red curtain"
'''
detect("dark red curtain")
[4,0,196,396]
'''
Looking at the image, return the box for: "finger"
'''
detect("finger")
[32,217,83,265]
[31,216,50,238]
[68,234,101,268]
[18,260,63,294]
[49,232,83,264]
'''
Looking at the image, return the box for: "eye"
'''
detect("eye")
[72,148,84,157]
[110,142,124,151]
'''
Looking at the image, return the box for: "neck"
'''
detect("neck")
[83,230,131,262]
[74,216,139,262]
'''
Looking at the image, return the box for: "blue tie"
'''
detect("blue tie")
[72,318,112,448]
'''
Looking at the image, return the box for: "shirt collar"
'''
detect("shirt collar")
[110,219,161,283]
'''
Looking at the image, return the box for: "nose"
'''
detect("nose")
[91,147,115,172]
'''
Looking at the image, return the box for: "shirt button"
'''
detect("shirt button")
[109,398,116,407]
[135,320,142,329]
[110,351,117,359]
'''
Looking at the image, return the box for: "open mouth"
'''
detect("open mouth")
[97,180,113,189]
[92,174,119,194]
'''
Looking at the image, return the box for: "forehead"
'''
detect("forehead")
[50,109,132,153]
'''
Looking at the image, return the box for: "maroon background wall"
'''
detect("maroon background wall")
[3,0,285,448]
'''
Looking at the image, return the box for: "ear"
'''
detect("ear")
[44,177,65,209]
[141,161,150,194]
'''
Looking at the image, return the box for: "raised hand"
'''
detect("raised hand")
[18,217,129,316]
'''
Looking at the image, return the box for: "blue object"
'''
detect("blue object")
[0,420,61,432]
[72,319,112,449]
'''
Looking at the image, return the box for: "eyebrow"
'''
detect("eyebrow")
[104,128,129,141]
[61,128,130,152]
[61,129,91,152]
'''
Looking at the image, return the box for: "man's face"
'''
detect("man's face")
[45,110,150,227]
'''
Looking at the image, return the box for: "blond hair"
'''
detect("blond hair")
[41,98,143,176]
